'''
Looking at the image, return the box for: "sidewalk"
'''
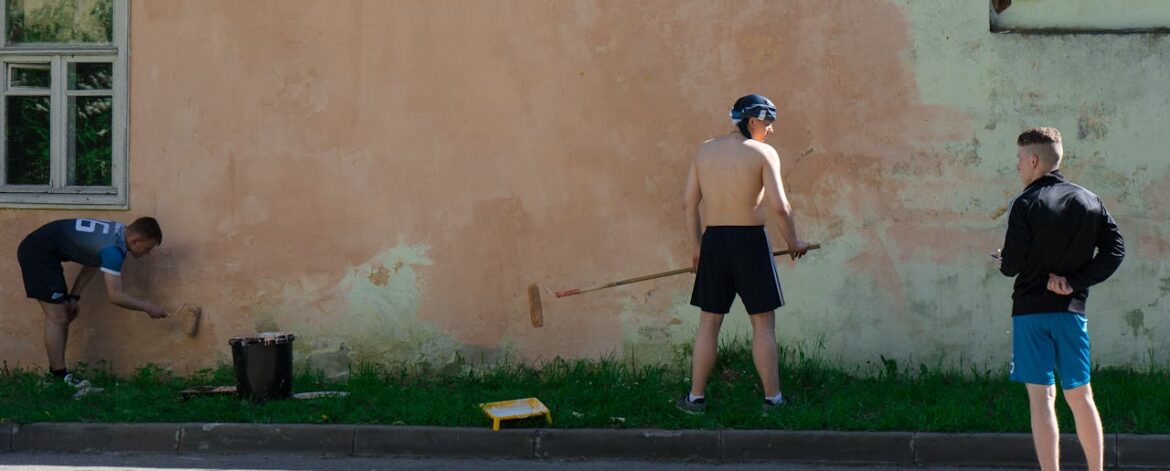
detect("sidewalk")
[3,423,1168,468]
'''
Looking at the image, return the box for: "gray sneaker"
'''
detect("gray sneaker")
[676,394,706,414]
[762,396,786,415]
[63,374,103,399]
[62,373,91,389]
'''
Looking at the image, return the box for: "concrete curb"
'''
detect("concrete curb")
[1,423,12,452]
[354,425,533,458]
[179,423,353,455]
[915,432,1118,468]
[1118,434,1170,469]
[723,430,915,464]
[4,423,1170,467]
[11,423,179,453]
[536,429,720,461]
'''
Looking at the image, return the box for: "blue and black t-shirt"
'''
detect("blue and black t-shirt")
[37,219,129,275]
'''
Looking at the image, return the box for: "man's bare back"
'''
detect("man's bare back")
[684,130,802,261]
[682,93,807,264]
[691,134,784,226]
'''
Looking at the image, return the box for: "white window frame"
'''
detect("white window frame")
[992,0,1170,34]
[0,0,129,209]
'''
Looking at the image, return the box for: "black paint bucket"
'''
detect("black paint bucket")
[228,332,295,402]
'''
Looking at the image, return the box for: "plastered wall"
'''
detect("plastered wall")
[1,0,1166,375]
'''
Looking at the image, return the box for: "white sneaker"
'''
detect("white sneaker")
[63,374,103,399]
[71,385,104,399]
[63,373,91,389]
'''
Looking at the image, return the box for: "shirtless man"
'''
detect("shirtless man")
[677,94,811,414]
[17,217,168,389]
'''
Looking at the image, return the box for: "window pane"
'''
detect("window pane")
[5,95,50,185]
[68,62,112,90]
[8,63,50,89]
[6,0,113,44]
[68,95,111,186]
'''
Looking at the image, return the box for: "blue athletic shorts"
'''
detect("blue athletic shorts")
[1010,312,1090,390]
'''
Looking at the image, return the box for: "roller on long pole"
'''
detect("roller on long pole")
[527,243,820,328]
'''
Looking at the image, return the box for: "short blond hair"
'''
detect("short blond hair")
[1017,127,1062,147]
[1017,127,1063,168]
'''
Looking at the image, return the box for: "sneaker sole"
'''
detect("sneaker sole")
[71,386,104,400]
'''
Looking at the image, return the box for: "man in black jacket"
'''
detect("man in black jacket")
[1000,127,1124,471]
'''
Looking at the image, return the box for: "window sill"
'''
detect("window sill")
[0,191,127,209]
[991,0,1170,34]
[0,44,117,56]
[992,26,1170,35]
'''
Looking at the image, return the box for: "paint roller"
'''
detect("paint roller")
[175,304,202,337]
[527,244,820,328]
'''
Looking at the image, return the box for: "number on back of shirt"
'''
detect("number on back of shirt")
[75,219,112,234]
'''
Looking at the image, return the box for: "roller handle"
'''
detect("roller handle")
[554,244,821,298]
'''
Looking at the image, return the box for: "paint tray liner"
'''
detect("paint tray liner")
[479,397,552,431]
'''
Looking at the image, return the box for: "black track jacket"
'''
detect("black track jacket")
[1000,170,1125,316]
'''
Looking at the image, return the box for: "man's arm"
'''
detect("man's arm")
[1064,204,1125,290]
[999,198,1031,277]
[71,266,99,297]
[103,273,167,318]
[684,161,703,268]
[760,147,808,258]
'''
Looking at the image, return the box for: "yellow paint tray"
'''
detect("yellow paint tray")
[479,397,552,431]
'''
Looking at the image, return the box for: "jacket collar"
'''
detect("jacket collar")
[1026,169,1067,191]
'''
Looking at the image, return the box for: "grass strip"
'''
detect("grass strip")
[2,342,1166,433]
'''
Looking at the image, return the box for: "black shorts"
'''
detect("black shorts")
[17,233,68,304]
[690,226,784,314]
